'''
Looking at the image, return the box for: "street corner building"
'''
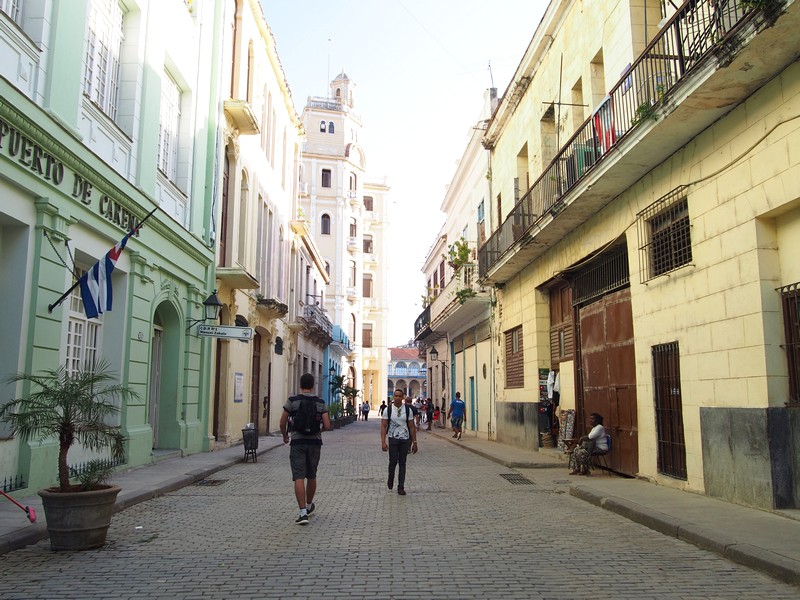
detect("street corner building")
[0,0,224,492]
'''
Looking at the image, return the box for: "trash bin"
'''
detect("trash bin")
[242,427,258,463]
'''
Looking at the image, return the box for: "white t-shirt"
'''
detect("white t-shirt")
[588,424,608,451]
[383,403,412,440]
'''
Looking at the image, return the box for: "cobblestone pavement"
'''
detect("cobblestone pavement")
[0,421,797,600]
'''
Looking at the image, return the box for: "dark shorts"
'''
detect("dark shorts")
[290,444,321,480]
[451,416,464,429]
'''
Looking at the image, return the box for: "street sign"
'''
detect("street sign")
[197,324,254,341]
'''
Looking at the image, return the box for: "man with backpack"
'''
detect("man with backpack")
[279,373,331,525]
[381,390,418,495]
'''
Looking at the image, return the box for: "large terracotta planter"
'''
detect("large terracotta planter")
[38,485,120,551]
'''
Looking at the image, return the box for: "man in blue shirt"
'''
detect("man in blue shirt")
[448,391,467,440]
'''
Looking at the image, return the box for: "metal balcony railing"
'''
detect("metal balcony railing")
[301,304,333,338]
[479,0,759,278]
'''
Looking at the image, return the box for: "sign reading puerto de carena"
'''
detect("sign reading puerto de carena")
[197,324,254,341]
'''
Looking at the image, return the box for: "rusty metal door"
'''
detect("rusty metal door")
[579,288,638,476]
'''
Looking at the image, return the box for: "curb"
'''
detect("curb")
[569,484,800,587]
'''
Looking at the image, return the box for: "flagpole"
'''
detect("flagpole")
[47,206,159,313]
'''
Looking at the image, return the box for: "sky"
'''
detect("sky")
[261,1,549,347]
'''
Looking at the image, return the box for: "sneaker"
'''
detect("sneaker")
[387,477,394,490]
[397,487,406,496]
[452,433,458,438]
[306,502,315,516]
[457,432,462,440]
[295,513,309,525]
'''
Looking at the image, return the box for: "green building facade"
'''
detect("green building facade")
[0,0,225,492]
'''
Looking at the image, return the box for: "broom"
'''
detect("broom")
[0,488,37,523]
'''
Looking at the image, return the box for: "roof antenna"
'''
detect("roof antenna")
[327,38,331,96]
[488,61,494,88]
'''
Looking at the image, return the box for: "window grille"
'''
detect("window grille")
[83,0,124,121]
[637,187,692,282]
[781,282,800,405]
[158,72,181,181]
[572,245,629,306]
[321,169,332,188]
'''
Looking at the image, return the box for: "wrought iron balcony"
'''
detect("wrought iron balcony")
[299,304,333,345]
[479,0,787,282]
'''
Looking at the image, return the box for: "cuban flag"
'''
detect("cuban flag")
[78,230,134,319]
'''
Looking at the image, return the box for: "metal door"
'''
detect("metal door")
[579,288,638,476]
[250,332,261,429]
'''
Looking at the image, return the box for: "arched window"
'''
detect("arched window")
[335,88,341,98]
[319,120,326,132]
[328,121,335,134]
[325,261,331,276]
[321,214,331,235]
[351,313,357,341]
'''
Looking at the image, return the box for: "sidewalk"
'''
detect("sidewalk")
[0,435,285,555]
[3,425,799,589]
[422,425,800,587]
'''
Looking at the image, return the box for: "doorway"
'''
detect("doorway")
[149,326,163,448]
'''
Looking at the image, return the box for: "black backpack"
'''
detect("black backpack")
[290,395,323,434]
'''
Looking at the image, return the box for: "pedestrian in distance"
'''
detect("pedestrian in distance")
[279,373,331,525]
[361,400,370,421]
[448,391,467,440]
[425,399,434,431]
[379,400,387,416]
[381,389,418,495]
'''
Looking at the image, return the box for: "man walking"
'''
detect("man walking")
[280,373,331,525]
[381,390,418,495]
[448,391,467,440]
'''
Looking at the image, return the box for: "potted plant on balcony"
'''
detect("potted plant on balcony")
[0,360,132,551]
[442,237,471,271]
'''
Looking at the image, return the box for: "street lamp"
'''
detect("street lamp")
[186,290,223,331]
[427,346,447,367]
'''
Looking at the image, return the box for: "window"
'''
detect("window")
[320,214,331,235]
[349,260,357,287]
[363,235,373,254]
[1,0,21,23]
[638,188,692,281]
[83,0,124,121]
[328,121,335,134]
[349,218,357,238]
[364,196,374,211]
[504,326,523,388]
[439,260,445,284]
[319,120,326,132]
[782,282,800,405]
[324,261,330,276]
[158,72,181,181]
[321,169,332,188]
[362,323,373,348]
[66,268,101,376]
[549,283,573,365]
[363,274,373,298]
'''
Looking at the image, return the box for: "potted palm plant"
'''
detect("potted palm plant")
[0,360,133,551]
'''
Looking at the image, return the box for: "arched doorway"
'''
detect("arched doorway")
[150,301,181,450]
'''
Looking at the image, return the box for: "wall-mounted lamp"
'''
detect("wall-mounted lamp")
[427,347,448,369]
[186,289,223,331]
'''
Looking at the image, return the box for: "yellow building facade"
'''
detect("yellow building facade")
[480,0,800,509]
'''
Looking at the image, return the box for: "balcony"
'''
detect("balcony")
[429,263,491,333]
[298,181,309,196]
[347,237,360,253]
[479,0,796,284]
[216,265,259,290]
[224,99,260,135]
[256,297,289,320]
[298,304,333,346]
[346,286,358,301]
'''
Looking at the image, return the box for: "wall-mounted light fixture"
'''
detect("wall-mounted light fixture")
[186,290,222,331]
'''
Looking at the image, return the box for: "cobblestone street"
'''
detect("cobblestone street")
[0,420,797,600]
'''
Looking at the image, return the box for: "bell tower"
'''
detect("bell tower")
[331,71,355,108]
